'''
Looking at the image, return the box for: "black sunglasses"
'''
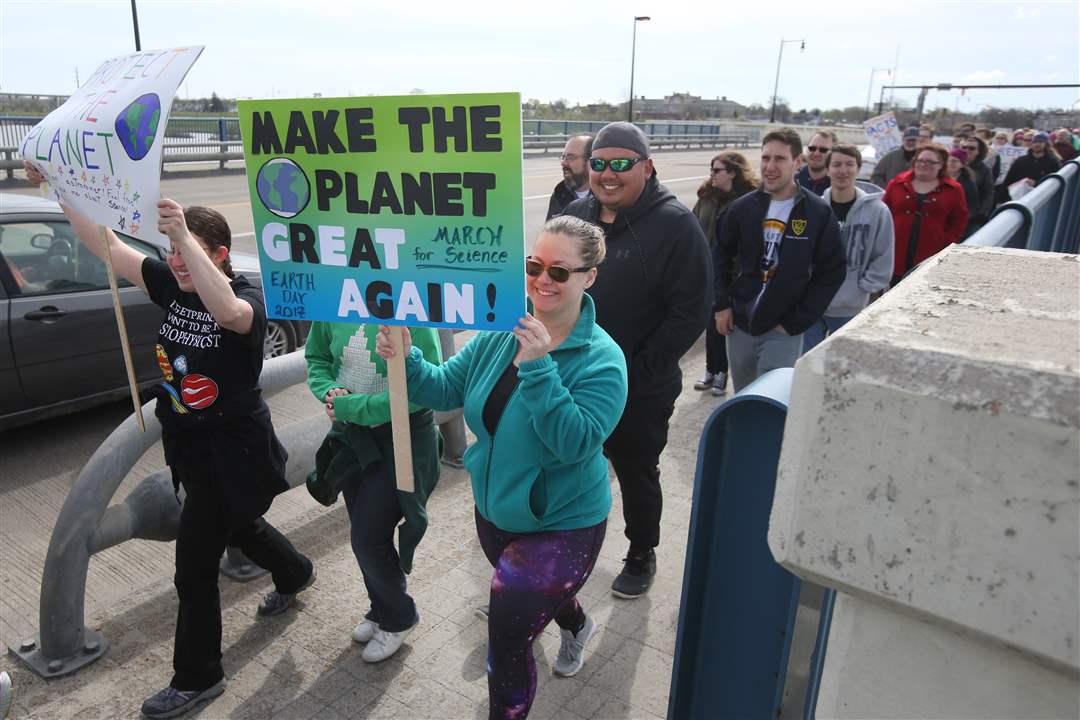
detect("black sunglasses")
[589,157,643,173]
[709,166,727,174]
[962,145,979,151]
[525,257,591,283]
[806,145,831,154]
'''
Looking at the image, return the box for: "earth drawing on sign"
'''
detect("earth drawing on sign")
[256,158,310,218]
[114,93,162,161]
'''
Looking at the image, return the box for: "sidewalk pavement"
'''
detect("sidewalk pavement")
[1,338,724,720]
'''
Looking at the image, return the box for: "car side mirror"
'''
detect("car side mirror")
[29,233,55,250]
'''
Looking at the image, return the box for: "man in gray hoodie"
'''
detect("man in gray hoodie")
[802,145,894,352]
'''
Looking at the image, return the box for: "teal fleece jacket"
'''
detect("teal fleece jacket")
[404,294,628,533]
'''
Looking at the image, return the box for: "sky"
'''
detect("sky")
[2,0,1078,113]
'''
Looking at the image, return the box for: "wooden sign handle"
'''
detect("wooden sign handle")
[386,327,414,492]
[101,226,145,432]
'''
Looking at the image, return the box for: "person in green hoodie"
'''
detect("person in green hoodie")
[375,216,628,719]
[305,322,442,663]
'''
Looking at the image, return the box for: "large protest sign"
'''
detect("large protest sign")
[238,92,526,332]
[20,47,203,249]
[862,111,903,157]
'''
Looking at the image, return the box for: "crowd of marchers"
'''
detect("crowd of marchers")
[18,114,1074,720]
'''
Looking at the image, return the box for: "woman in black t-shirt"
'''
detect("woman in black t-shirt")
[23,163,315,720]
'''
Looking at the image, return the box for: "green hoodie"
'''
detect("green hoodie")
[404,294,627,533]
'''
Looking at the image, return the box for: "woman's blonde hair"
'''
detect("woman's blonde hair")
[540,215,607,267]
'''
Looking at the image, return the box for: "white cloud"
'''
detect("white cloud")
[1014,6,1040,19]
[963,69,1008,82]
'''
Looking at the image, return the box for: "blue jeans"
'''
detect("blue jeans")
[801,315,853,354]
[341,459,418,632]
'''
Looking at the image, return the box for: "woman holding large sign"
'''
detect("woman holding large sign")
[376,216,627,719]
[23,162,315,720]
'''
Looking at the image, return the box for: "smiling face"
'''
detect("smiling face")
[827,152,858,190]
[166,235,224,292]
[760,140,798,194]
[806,133,833,172]
[913,149,944,183]
[589,146,653,216]
[526,231,595,316]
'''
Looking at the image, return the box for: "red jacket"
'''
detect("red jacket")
[883,170,969,279]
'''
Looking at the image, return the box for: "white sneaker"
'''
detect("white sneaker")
[362,625,415,663]
[352,618,379,644]
[553,614,597,678]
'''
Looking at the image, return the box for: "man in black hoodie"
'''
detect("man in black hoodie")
[714,128,845,392]
[562,122,712,599]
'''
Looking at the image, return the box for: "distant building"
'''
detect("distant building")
[1034,110,1080,130]
[633,92,747,120]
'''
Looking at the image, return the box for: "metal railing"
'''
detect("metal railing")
[0,115,756,177]
[964,159,1079,254]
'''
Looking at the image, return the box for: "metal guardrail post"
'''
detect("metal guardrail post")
[1050,160,1079,254]
[435,328,467,468]
[218,117,228,170]
[7,351,323,678]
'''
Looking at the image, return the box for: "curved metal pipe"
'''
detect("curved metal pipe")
[32,350,310,670]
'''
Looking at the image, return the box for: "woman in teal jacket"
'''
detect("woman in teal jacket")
[376,216,627,719]
[305,323,442,664]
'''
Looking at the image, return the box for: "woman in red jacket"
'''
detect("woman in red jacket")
[883,143,969,285]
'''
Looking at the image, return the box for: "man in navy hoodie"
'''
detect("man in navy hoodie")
[563,122,712,599]
[713,128,844,392]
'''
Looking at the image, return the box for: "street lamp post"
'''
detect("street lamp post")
[769,38,804,124]
[627,16,650,123]
[864,67,891,120]
[130,0,142,51]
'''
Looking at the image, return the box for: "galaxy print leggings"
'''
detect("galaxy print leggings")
[474,507,606,720]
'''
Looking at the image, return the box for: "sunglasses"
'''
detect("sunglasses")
[914,159,942,166]
[525,257,591,283]
[709,166,727,174]
[589,157,643,173]
[962,145,979,151]
[806,145,831,153]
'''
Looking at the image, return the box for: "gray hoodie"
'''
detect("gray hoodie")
[820,186,895,316]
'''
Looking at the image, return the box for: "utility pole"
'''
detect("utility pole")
[769,38,804,124]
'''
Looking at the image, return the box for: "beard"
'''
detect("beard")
[564,169,588,191]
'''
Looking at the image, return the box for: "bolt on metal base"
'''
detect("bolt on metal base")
[219,547,268,583]
[7,629,108,679]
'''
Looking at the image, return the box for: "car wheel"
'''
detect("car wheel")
[264,320,297,359]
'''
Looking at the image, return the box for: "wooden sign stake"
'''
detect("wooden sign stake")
[100,225,145,432]
[386,327,414,492]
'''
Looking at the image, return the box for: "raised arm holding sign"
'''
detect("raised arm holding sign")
[20,46,203,430]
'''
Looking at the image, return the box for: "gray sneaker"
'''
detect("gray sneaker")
[257,566,316,617]
[141,678,226,719]
[474,604,490,620]
[553,614,597,678]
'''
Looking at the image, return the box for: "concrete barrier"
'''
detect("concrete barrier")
[768,245,1080,718]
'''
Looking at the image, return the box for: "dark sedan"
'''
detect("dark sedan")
[0,193,308,432]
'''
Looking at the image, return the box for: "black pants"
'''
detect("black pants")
[172,466,312,691]
[341,459,418,632]
[704,318,729,375]
[603,392,676,550]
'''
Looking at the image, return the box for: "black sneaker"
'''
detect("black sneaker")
[256,566,316,617]
[611,548,656,599]
[141,678,225,719]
